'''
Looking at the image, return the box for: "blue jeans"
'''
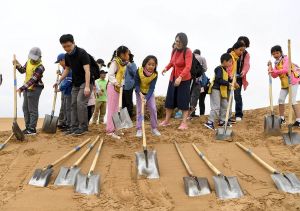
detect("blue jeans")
[234,78,243,118]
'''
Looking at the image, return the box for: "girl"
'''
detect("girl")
[268,45,300,126]
[135,55,161,137]
[106,46,130,139]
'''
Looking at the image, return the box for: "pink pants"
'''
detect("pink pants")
[106,84,119,133]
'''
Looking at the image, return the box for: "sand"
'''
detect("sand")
[0,106,300,211]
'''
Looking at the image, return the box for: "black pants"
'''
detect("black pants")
[87,105,95,122]
[234,78,243,118]
[122,88,134,118]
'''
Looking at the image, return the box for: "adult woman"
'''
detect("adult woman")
[161,33,193,130]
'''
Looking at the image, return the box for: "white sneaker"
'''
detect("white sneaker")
[136,130,142,138]
[107,133,121,140]
[236,117,242,122]
[152,128,161,136]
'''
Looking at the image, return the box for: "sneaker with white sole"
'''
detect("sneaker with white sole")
[236,117,242,122]
[136,130,142,138]
[293,121,300,127]
[108,132,121,139]
[280,118,286,125]
[204,121,215,130]
[152,128,161,136]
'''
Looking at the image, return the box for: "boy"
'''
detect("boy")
[204,53,238,130]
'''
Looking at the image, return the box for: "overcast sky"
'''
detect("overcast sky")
[0,0,300,117]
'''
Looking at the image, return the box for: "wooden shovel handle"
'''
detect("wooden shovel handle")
[235,142,277,173]
[118,82,123,112]
[224,73,236,126]
[192,143,222,175]
[73,136,100,167]
[287,39,293,124]
[3,133,14,145]
[174,142,194,176]
[51,65,60,113]
[141,98,147,149]
[13,54,17,121]
[88,138,104,174]
[51,138,91,167]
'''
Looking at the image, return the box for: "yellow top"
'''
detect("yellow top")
[138,67,157,94]
[25,59,42,90]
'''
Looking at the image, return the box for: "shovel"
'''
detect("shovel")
[42,65,60,134]
[236,142,300,193]
[215,73,236,141]
[54,136,100,186]
[192,143,244,200]
[174,142,211,197]
[12,54,24,141]
[29,137,91,187]
[0,133,14,151]
[264,73,281,135]
[282,39,300,145]
[112,81,133,130]
[135,99,160,179]
[75,138,104,195]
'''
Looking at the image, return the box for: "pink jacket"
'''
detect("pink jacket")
[241,53,250,90]
[271,56,300,85]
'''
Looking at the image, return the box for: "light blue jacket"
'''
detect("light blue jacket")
[124,62,137,90]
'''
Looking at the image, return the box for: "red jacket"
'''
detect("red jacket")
[165,48,192,81]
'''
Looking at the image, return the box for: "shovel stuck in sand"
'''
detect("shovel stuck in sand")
[0,133,14,151]
[135,99,160,179]
[54,136,100,186]
[112,81,133,130]
[75,138,104,195]
[12,54,24,141]
[282,40,300,145]
[42,66,60,134]
[29,138,91,187]
[264,74,281,135]
[192,144,244,200]
[174,142,211,197]
[236,142,300,193]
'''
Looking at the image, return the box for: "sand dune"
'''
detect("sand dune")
[0,106,299,211]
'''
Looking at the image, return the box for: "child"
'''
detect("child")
[92,70,108,124]
[268,45,300,126]
[204,53,238,130]
[135,55,161,137]
[106,46,130,139]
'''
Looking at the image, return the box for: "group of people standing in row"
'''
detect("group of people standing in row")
[9,32,300,138]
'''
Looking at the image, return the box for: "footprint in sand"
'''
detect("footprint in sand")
[23,148,37,157]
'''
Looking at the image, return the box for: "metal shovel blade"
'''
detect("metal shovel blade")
[54,166,81,186]
[75,172,100,195]
[183,176,211,197]
[120,107,133,129]
[0,143,6,150]
[112,112,123,130]
[12,122,24,141]
[213,175,244,200]
[28,168,54,187]
[271,173,300,194]
[264,115,281,135]
[42,114,59,134]
[216,127,233,141]
[135,150,160,179]
[282,125,300,145]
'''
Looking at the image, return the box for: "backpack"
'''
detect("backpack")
[88,54,100,83]
[172,49,204,79]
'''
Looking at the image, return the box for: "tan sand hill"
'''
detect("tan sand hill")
[0,106,299,211]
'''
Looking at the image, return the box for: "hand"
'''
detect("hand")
[13,59,21,68]
[84,86,90,97]
[16,89,22,97]
[234,82,240,89]
[267,61,272,67]
[174,76,182,87]
[162,69,167,76]
[240,72,244,77]
[98,90,103,96]
[115,82,121,88]
[53,80,60,89]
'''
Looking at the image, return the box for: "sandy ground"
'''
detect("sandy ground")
[0,118,43,131]
[0,106,300,211]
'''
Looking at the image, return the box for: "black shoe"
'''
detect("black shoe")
[191,114,199,117]
[293,121,300,127]
[61,126,71,132]
[64,128,78,135]
[73,128,88,136]
[218,121,232,127]
[228,117,236,124]
[280,118,286,125]
[22,128,28,133]
[24,128,36,136]
[204,121,215,130]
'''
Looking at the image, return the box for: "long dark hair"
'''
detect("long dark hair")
[142,55,158,73]
[175,32,188,49]
[110,45,129,61]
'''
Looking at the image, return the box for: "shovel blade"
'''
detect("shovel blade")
[54,167,81,186]
[216,127,233,141]
[28,168,53,187]
[12,122,24,141]
[183,176,211,197]
[120,107,133,129]
[75,172,100,195]
[264,115,281,136]
[112,112,123,130]
[135,150,160,179]
[283,131,300,145]
[213,175,243,200]
[271,173,300,194]
[0,143,6,150]
[42,114,59,134]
